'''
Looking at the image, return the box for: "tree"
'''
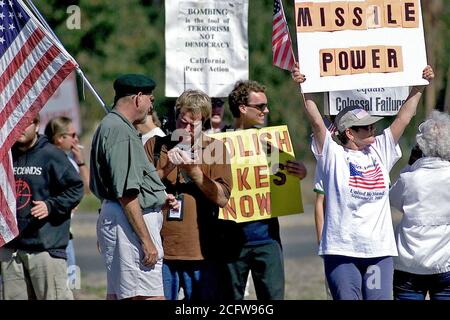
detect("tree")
[32,0,449,158]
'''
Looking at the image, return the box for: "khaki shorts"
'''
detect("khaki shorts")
[0,250,73,300]
[97,200,164,299]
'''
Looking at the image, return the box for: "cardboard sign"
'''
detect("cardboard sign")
[294,0,427,93]
[165,0,249,97]
[209,126,304,223]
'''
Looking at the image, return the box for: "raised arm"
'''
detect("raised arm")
[390,65,434,144]
[292,63,327,153]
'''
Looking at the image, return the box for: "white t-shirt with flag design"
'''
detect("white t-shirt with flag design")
[312,128,401,258]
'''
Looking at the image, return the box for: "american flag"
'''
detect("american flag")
[349,162,385,190]
[323,116,336,134]
[0,0,76,246]
[272,0,295,71]
[352,108,369,119]
[310,116,336,139]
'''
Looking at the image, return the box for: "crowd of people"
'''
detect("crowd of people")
[0,62,449,301]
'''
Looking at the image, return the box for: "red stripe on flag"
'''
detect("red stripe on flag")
[0,45,61,130]
[272,0,295,71]
[0,28,46,93]
[0,156,18,247]
[272,23,284,38]
[3,155,15,199]
[0,60,76,161]
[0,1,77,247]
[280,42,290,67]
[273,44,282,58]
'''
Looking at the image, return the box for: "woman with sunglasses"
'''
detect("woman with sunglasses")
[292,64,434,300]
[44,116,90,289]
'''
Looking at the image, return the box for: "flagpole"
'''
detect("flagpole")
[23,0,110,113]
[276,0,308,108]
[279,0,296,69]
[281,0,308,108]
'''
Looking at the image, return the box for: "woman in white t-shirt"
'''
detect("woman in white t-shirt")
[292,64,434,300]
[390,111,450,300]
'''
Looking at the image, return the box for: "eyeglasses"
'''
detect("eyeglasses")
[63,132,77,138]
[246,103,268,112]
[418,121,426,134]
[351,124,375,131]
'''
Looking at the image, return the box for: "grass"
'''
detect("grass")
[75,283,106,300]
[77,193,101,213]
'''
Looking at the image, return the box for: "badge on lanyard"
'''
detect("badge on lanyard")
[167,193,184,221]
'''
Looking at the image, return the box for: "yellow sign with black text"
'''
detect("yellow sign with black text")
[209,126,303,223]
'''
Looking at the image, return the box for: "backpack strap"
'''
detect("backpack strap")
[152,136,165,167]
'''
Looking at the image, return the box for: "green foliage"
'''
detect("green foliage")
[31,0,448,160]
[76,193,101,213]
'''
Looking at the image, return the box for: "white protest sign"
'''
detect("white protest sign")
[325,86,410,115]
[38,72,81,134]
[294,0,428,93]
[165,0,249,97]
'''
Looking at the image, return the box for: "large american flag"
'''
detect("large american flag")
[0,0,76,246]
[349,162,385,190]
[272,0,295,71]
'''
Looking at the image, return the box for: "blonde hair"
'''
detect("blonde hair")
[44,116,72,143]
[175,89,211,122]
[151,110,162,127]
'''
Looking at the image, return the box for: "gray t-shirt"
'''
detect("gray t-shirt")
[90,110,166,209]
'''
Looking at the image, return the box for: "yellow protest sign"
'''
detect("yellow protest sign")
[209,125,303,223]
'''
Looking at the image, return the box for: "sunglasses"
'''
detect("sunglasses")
[351,124,375,131]
[63,132,77,138]
[246,103,268,112]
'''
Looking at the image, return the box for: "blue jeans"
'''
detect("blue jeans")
[66,239,77,286]
[394,270,450,300]
[323,255,393,300]
[162,260,221,301]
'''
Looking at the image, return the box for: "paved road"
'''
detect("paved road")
[72,204,327,300]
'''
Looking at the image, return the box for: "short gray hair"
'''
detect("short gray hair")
[416,110,450,160]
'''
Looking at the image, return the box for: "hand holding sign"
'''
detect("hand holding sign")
[285,160,308,179]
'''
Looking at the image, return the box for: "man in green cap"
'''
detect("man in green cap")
[90,74,177,300]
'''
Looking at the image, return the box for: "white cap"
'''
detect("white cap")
[334,106,383,132]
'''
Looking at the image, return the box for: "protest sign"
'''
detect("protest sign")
[325,86,410,115]
[165,0,249,97]
[209,126,303,223]
[294,0,428,93]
